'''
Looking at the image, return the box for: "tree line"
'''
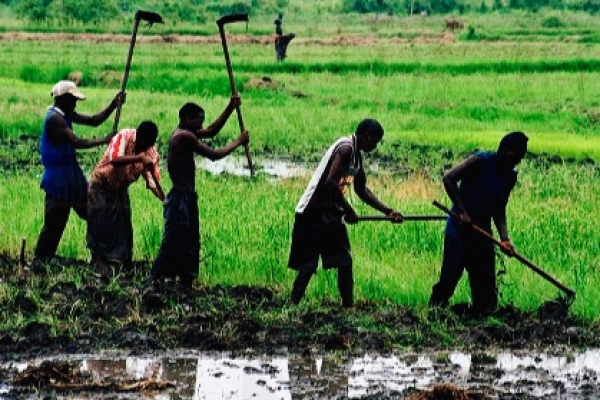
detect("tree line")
[342,0,600,16]
[2,0,285,23]
[2,0,599,24]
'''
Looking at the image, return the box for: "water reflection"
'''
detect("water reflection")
[3,349,599,399]
[193,357,290,399]
[196,156,308,178]
[194,156,395,179]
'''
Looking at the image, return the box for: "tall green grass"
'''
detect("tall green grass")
[1,162,598,320]
[2,58,600,159]
[0,13,598,322]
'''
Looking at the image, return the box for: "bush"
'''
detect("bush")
[342,0,405,14]
[161,1,207,23]
[205,1,253,16]
[541,15,563,28]
[429,0,461,14]
[16,0,55,21]
[465,25,477,40]
[582,0,600,13]
[61,0,120,23]
[479,0,487,13]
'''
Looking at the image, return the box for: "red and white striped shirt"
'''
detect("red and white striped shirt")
[91,128,160,191]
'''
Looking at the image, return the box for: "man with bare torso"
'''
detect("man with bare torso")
[148,97,249,291]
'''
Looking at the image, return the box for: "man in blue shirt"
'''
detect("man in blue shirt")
[31,81,124,271]
[429,131,529,317]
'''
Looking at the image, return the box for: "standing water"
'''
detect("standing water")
[196,156,308,178]
[2,349,598,399]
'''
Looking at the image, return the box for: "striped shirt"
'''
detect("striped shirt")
[91,128,160,191]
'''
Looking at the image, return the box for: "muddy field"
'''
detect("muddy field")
[1,62,598,396]
[1,137,599,397]
[1,252,596,359]
[0,250,598,398]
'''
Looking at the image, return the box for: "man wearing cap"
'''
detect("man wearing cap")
[429,131,529,317]
[30,80,125,271]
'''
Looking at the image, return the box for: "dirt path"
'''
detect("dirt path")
[0,31,456,45]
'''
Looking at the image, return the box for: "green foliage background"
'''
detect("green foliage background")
[3,0,600,24]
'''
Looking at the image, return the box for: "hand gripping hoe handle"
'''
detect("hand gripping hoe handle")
[432,200,576,300]
[217,14,255,177]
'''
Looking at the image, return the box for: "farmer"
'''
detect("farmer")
[275,33,295,62]
[273,12,294,62]
[147,97,249,292]
[87,121,164,272]
[30,80,125,271]
[429,131,529,317]
[274,12,283,36]
[288,118,403,308]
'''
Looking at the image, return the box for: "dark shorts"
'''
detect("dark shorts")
[288,211,352,273]
[151,189,200,283]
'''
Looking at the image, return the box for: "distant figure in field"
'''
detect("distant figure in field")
[274,12,295,62]
[288,119,403,308]
[445,18,464,31]
[30,81,125,272]
[275,33,296,62]
[274,12,283,36]
[429,132,529,317]
[87,121,164,273]
[146,96,249,294]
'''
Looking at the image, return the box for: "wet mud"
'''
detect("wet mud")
[0,251,599,398]
[0,253,598,361]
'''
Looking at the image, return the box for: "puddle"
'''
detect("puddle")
[2,349,598,399]
[195,156,403,179]
[196,156,308,178]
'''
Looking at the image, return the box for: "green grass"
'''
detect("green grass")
[1,163,598,320]
[2,7,600,41]
[0,11,599,326]
[2,46,600,159]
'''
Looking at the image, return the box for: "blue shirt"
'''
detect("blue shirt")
[446,151,517,239]
[39,107,88,202]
